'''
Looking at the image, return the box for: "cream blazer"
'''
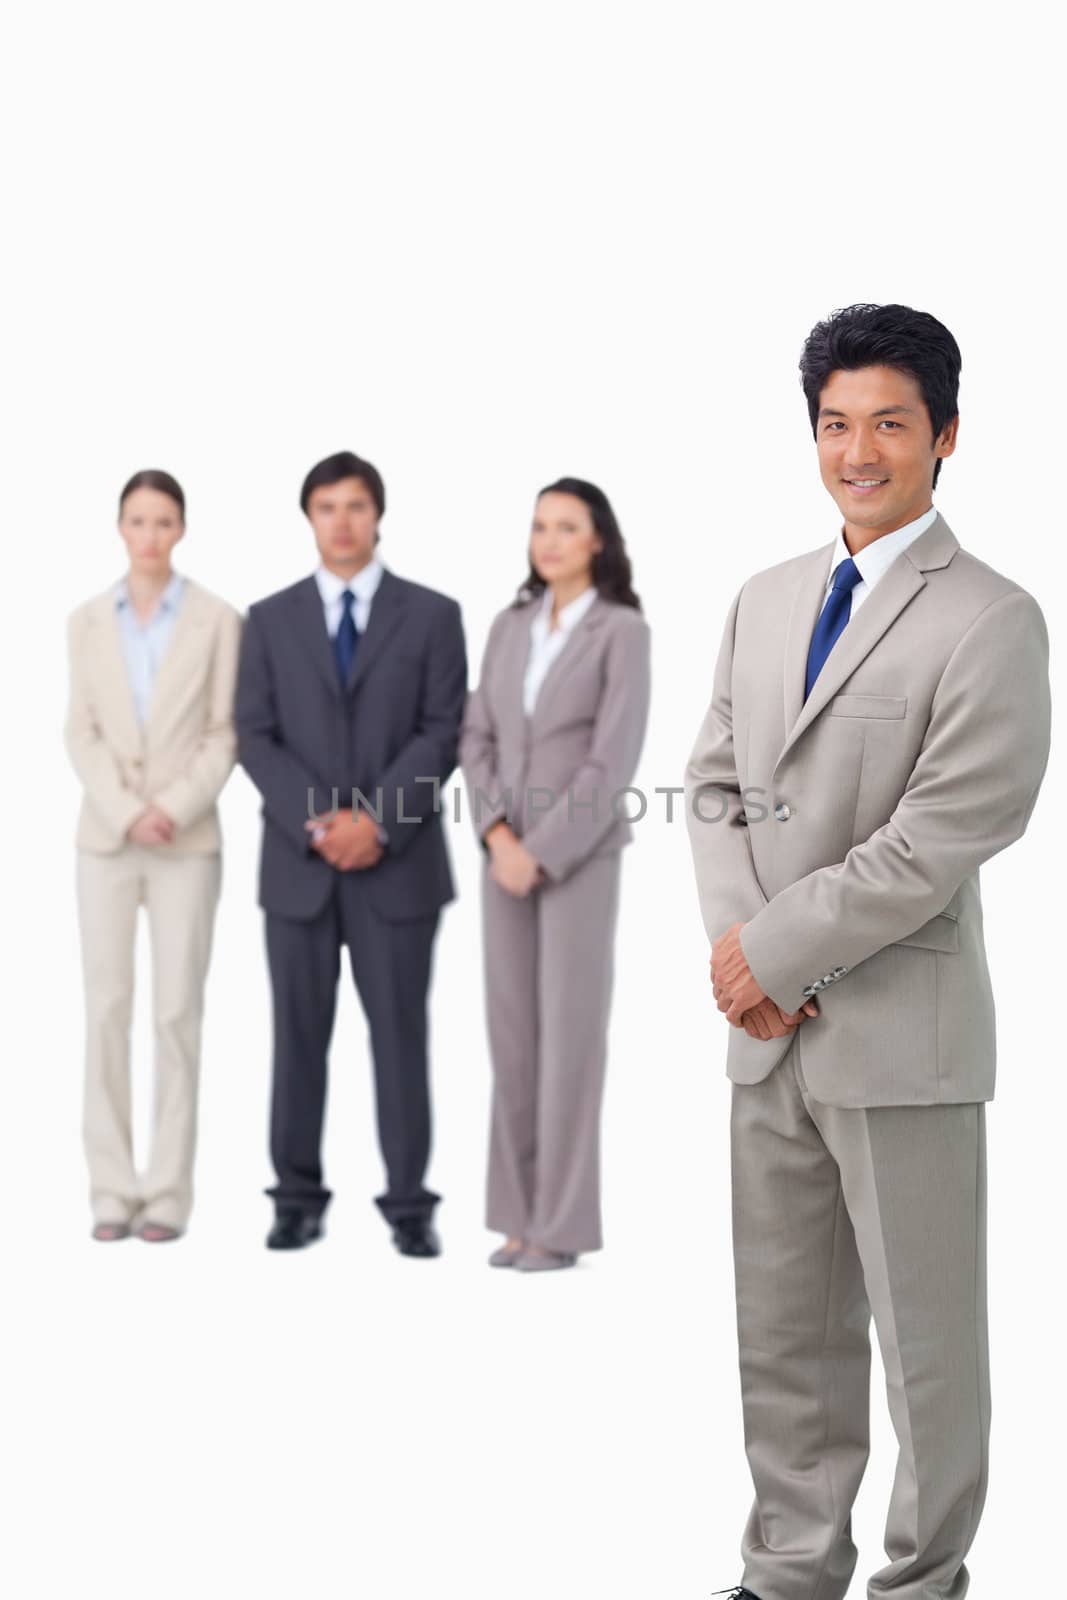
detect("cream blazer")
[65,577,243,854]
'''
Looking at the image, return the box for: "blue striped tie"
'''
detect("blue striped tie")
[804,557,862,699]
[334,589,359,685]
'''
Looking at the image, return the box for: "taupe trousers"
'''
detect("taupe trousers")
[733,1038,988,1600]
[482,850,621,1253]
[76,845,222,1229]
[460,593,652,1253]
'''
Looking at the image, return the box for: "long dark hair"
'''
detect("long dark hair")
[119,469,186,519]
[512,477,641,611]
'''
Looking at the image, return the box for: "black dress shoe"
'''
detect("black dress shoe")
[712,1588,763,1600]
[266,1210,323,1250]
[391,1217,441,1257]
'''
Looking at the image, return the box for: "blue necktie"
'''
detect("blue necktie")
[334,589,359,685]
[804,557,862,699]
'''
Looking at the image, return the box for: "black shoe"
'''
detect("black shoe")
[266,1210,323,1251]
[712,1589,762,1600]
[391,1216,441,1257]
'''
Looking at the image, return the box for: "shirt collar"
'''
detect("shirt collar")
[115,570,185,614]
[827,506,938,590]
[315,556,385,607]
[532,582,598,638]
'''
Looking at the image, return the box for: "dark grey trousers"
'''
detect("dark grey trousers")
[265,873,441,1222]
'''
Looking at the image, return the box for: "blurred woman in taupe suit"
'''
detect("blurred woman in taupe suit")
[460,478,651,1271]
[65,470,241,1243]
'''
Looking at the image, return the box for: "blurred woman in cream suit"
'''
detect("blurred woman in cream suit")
[460,478,651,1271]
[65,470,241,1242]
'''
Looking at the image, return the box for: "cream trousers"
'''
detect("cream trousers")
[75,845,222,1230]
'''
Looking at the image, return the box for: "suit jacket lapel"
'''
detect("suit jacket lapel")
[293,575,344,699]
[348,567,407,693]
[144,581,209,737]
[90,588,143,749]
[291,565,412,701]
[496,602,536,721]
[779,545,834,754]
[774,513,960,774]
[530,593,608,727]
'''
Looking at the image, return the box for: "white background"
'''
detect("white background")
[1,4,1063,1597]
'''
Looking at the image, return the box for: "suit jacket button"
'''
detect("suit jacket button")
[773,801,791,821]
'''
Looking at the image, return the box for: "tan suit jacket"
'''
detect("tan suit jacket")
[684,514,1051,1106]
[65,577,242,854]
[460,593,651,881]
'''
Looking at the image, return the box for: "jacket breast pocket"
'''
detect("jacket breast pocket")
[829,694,908,719]
[893,911,959,953]
[388,649,423,673]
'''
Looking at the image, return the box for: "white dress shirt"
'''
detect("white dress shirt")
[522,583,598,716]
[312,556,389,847]
[114,570,186,725]
[821,506,938,619]
[314,556,384,635]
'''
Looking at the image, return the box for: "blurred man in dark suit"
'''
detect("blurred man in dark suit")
[236,451,466,1256]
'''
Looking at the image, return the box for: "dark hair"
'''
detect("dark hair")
[119,469,185,519]
[512,477,642,611]
[300,451,385,517]
[799,303,961,488]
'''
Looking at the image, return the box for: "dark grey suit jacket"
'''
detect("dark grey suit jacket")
[236,566,467,922]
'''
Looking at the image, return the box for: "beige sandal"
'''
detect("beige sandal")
[138,1221,183,1243]
[91,1221,131,1242]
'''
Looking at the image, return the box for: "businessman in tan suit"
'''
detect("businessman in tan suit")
[685,306,1051,1600]
[66,469,241,1241]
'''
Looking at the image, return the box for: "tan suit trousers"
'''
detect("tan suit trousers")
[732,1038,988,1600]
[76,845,222,1229]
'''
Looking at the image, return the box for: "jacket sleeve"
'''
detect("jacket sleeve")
[458,611,513,847]
[235,603,328,855]
[521,611,652,883]
[740,588,1052,1014]
[372,597,468,857]
[684,586,771,943]
[64,611,146,845]
[152,605,242,829]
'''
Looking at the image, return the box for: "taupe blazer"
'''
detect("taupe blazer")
[65,577,243,854]
[460,593,651,882]
[684,514,1051,1107]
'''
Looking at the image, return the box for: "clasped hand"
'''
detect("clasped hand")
[127,804,176,846]
[305,809,385,870]
[710,920,818,1039]
[485,822,545,897]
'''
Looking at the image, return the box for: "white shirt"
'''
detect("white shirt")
[311,556,389,848]
[522,583,598,716]
[821,506,937,618]
[314,556,384,635]
[114,570,186,725]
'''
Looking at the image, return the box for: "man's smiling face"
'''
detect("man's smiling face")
[816,364,958,543]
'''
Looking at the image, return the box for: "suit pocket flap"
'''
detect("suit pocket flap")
[894,912,959,953]
[829,694,907,719]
